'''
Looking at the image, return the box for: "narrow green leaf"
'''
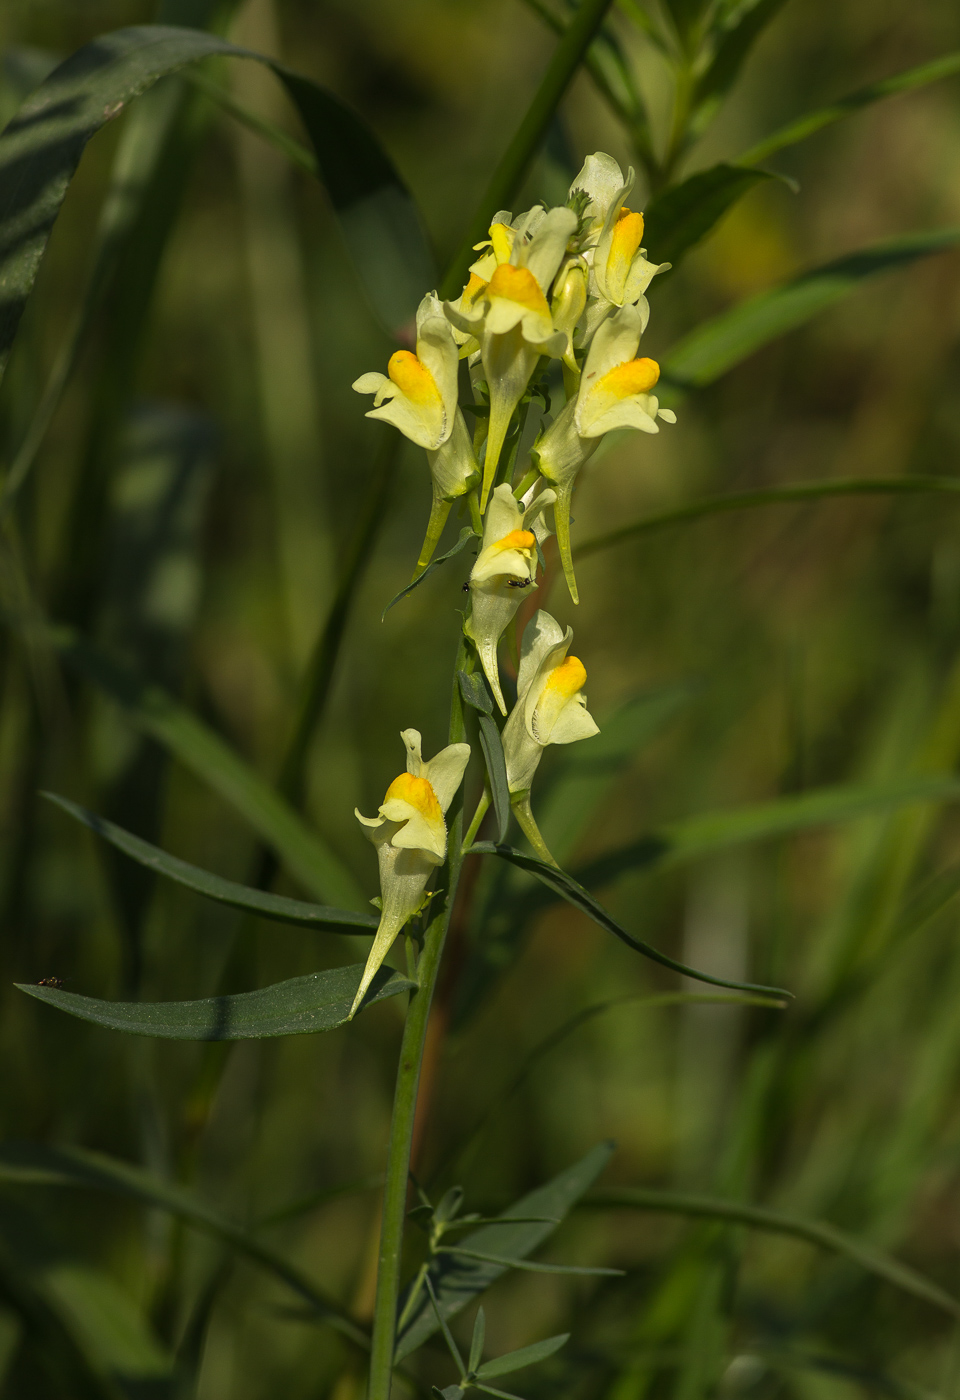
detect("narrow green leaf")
[383,527,477,619]
[694,0,790,107]
[476,1386,527,1400]
[582,1189,960,1320]
[475,1333,569,1380]
[440,1247,621,1276]
[661,228,960,389]
[0,23,433,387]
[52,628,364,908]
[577,476,960,558]
[16,964,414,1039]
[470,842,791,998]
[569,773,960,896]
[394,1141,615,1360]
[0,1142,369,1347]
[643,165,783,268]
[457,669,494,717]
[43,792,377,933]
[478,717,511,845]
[740,50,960,167]
[469,1308,486,1376]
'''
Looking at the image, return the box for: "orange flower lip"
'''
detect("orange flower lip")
[597,357,660,397]
[387,350,443,408]
[383,771,442,824]
[492,528,536,553]
[544,655,587,698]
[487,264,550,315]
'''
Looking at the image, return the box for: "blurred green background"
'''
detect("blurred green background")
[2,0,960,1396]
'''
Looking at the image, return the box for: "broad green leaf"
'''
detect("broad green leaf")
[52,628,364,908]
[577,476,960,558]
[470,842,791,997]
[16,963,413,1039]
[740,50,960,167]
[582,1188,960,1320]
[44,793,378,933]
[0,23,433,385]
[643,165,783,268]
[661,228,960,390]
[383,527,478,619]
[476,1333,569,1379]
[459,672,510,843]
[0,1142,368,1347]
[394,1141,615,1360]
[575,772,960,889]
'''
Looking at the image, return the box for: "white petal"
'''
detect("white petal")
[352,371,390,396]
[516,611,568,699]
[584,399,660,436]
[517,206,578,293]
[548,698,600,745]
[581,304,644,385]
[401,729,423,777]
[483,483,524,546]
[570,152,628,219]
[421,742,471,812]
[417,316,460,423]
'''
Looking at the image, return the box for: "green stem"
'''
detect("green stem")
[439,0,619,299]
[367,644,469,1399]
[511,792,559,867]
[462,788,492,852]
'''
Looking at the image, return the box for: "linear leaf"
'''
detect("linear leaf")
[0,1142,369,1347]
[662,228,960,390]
[740,50,960,167]
[574,772,960,889]
[582,1189,960,1320]
[439,1247,621,1276]
[475,1333,569,1379]
[16,964,413,1039]
[44,792,377,933]
[394,1141,615,1360]
[643,164,783,268]
[470,842,791,998]
[51,627,364,908]
[694,0,790,107]
[0,22,433,384]
[577,475,960,557]
[459,672,510,842]
[383,527,478,619]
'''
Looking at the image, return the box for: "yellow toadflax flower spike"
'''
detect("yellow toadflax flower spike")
[351,729,470,1019]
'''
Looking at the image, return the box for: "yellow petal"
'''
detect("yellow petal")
[491,528,535,555]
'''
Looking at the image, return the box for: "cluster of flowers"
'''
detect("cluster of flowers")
[348,153,675,1016]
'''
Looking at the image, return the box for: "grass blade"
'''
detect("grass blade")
[475,1333,569,1379]
[52,628,364,908]
[661,228,960,390]
[740,50,960,167]
[577,475,960,557]
[0,1143,370,1348]
[582,1189,960,1320]
[43,793,378,933]
[16,964,414,1038]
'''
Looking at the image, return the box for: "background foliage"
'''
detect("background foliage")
[1,0,960,1397]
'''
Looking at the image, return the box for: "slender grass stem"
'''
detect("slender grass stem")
[462,789,492,852]
[439,0,619,299]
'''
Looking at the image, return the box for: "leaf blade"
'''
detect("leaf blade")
[662,229,960,390]
[475,1333,569,1379]
[43,792,377,933]
[16,964,414,1039]
[469,842,791,998]
[643,164,783,268]
[394,1141,615,1360]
